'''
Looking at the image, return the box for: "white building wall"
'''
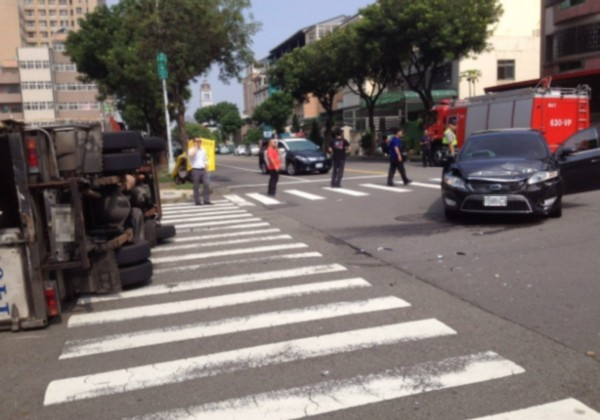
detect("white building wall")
[18,47,55,122]
[457,0,541,99]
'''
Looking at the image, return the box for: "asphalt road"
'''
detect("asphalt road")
[3,153,600,419]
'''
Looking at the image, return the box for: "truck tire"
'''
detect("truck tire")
[156,224,176,242]
[102,132,143,153]
[119,260,153,288]
[115,240,151,266]
[103,152,143,173]
[144,219,158,247]
[144,137,166,152]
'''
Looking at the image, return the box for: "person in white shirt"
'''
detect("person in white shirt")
[188,138,212,205]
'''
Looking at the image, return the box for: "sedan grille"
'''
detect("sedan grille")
[461,195,532,213]
[468,180,525,193]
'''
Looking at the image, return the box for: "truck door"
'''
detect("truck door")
[556,127,600,194]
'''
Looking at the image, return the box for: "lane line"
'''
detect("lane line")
[60,296,410,359]
[246,193,282,205]
[68,278,371,327]
[152,252,322,275]
[152,235,292,253]
[361,183,410,193]
[129,351,525,420]
[323,187,368,197]
[148,243,309,265]
[45,319,454,405]
[284,190,325,200]
[171,228,281,243]
[469,398,600,419]
[175,217,262,230]
[77,262,343,304]
[223,194,255,207]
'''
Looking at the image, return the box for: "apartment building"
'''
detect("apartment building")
[0,0,106,125]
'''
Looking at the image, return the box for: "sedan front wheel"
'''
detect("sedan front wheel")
[286,162,297,175]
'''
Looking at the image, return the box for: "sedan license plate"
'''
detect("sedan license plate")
[315,163,323,169]
[484,195,507,207]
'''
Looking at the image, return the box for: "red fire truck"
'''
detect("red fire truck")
[426,78,591,165]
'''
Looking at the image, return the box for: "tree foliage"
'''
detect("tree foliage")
[252,92,294,134]
[244,126,263,144]
[268,35,346,143]
[194,102,244,138]
[309,120,323,147]
[66,0,258,148]
[359,0,502,110]
[291,114,301,133]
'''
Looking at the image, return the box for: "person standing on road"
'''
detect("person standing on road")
[387,127,412,186]
[189,137,212,205]
[443,123,458,157]
[420,129,433,167]
[328,128,351,188]
[266,136,281,196]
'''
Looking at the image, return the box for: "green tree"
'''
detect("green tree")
[252,92,294,134]
[67,0,258,149]
[171,122,216,145]
[269,34,346,144]
[245,126,263,144]
[194,102,244,140]
[309,120,323,147]
[360,0,502,111]
[291,114,301,133]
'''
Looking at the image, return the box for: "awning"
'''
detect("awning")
[361,89,457,111]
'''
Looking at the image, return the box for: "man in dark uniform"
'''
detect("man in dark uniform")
[328,128,351,188]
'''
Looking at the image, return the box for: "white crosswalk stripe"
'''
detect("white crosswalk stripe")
[361,183,410,193]
[45,319,454,405]
[323,186,369,196]
[246,192,282,205]
[40,199,594,418]
[130,352,525,420]
[59,297,411,359]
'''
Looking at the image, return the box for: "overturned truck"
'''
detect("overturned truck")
[0,120,175,331]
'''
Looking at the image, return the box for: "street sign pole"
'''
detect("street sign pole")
[156,52,175,172]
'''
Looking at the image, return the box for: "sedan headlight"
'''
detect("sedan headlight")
[443,173,468,191]
[527,170,559,185]
[296,155,309,162]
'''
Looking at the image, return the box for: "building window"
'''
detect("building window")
[553,22,600,60]
[38,0,45,4]
[497,60,515,80]
[49,10,56,16]
[48,0,56,4]
[39,10,47,16]
[558,60,583,73]
[559,0,586,9]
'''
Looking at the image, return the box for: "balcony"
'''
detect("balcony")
[0,93,22,103]
[0,72,20,84]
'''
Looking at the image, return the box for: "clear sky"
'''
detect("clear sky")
[105,0,374,116]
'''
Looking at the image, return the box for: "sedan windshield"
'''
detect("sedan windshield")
[285,140,319,152]
[461,133,549,160]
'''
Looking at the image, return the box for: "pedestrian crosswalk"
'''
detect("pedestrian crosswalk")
[218,181,439,206]
[42,200,600,418]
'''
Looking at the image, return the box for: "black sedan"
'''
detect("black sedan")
[259,138,331,175]
[441,128,600,219]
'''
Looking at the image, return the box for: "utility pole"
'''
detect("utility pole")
[156,52,175,172]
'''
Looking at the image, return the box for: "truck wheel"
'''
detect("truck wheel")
[102,132,143,153]
[103,152,143,173]
[119,260,153,288]
[115,239,151,266]
[145,219,158,247]
[156,224,176,242]
[144,137,166,152]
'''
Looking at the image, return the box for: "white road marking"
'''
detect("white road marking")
[323,187,368,197]
[227,174,385,189]
[60,297,409,359]
[148,243,309,265]
[284,190,325,200]
[246,193,282,205]
[175,217,262,231]
[171,228,281,243]
[153,235,292,253]
[45,319,454,405]
[152,252,322,275]
[162,200,228,209]
[412,181,441,189]
[429,177,442,182]
[223,194,255,207]
[162,204,238,216]
[68,278,371,327]
[173,213,253,226]
[161,209,248,221]
[131,351,524,420]
[172,221,270,234]
[360,183,410,193]
[77,262,343,305]
[469,398,600,419]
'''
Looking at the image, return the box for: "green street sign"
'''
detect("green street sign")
[156,52,168,80]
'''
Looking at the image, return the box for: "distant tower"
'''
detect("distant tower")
[200,80,214,108]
